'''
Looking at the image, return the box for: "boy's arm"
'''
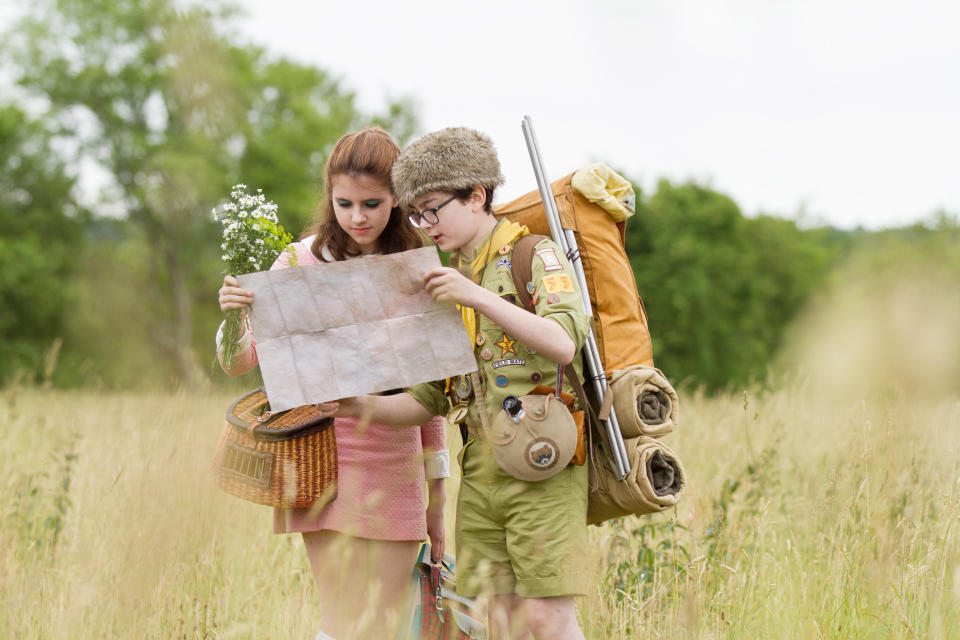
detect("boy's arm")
[469,287,576,363]
[423,249,587,364]
[425,267,575,363]
[319,391,437,426]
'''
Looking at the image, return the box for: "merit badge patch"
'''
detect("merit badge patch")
[530,370,542,383]
[525,437,560,471]
[480,348,493,361]
[496,257,512,269]
[494,334,517,357]
[495,375,509,387]
[492,358,526,369]
[542,274,574,293]
[535,247,563,272]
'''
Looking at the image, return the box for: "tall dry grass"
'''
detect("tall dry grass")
[580,386,960,639]
[0,389,318,638]
[575,253,960,639]
[2,257,958,639]
[3,384,956,639]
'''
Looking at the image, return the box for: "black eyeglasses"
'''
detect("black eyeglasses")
[407,196,456,228]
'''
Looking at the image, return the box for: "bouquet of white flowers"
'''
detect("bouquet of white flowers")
[213,184,294,369]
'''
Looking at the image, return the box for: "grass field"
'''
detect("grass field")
[3,267,959,638]
[1,378,957,639]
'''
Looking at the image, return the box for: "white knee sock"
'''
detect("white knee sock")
[314,630,336,640]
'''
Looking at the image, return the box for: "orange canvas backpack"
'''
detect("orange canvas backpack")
[495,163,686,524]
[493,163,654,372]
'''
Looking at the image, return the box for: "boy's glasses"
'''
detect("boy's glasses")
[407,196,456,228]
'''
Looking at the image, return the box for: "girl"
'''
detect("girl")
[216,128,448,640]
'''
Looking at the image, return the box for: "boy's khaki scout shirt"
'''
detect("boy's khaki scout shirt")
[408,223,591,430]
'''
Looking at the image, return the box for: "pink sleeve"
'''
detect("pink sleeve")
[271,246,296,270]
[420,415,446,452]
[218,316,259,376]
[274,239,319,269]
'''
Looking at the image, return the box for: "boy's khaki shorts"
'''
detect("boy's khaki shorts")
[454,437,590,599]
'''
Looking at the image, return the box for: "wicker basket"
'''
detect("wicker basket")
[212,387,337,508]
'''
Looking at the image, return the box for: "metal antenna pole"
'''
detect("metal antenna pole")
[521,115,630,480]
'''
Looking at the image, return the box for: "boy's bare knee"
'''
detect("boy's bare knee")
[489,594,527,640]
[525,596,577,637]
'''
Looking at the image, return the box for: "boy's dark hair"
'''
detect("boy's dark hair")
[452,186,496,213]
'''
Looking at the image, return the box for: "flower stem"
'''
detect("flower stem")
[219,309,244,370]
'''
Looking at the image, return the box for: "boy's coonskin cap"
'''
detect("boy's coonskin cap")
[392,127,505,209]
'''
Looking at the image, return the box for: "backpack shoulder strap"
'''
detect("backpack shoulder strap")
[510,234,546,311]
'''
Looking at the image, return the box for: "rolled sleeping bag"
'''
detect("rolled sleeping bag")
[609,365,679,438]
[587,436,686,525]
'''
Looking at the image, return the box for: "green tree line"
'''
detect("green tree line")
[1,0,956,393]
[625,181,853,391]
[2,0,415,388]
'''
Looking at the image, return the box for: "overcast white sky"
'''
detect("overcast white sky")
[236,0,959,229]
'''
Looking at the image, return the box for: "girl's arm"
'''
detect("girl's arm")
[425,478,446,562]
[216,274,258,375]
[216,244,300,376]
[420,416,447,472]
[420,415,448,561]
[215,315,259,376]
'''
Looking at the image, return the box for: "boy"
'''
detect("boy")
[321,127,590,640]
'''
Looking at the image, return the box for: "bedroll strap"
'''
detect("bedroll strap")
[563,363,600,430]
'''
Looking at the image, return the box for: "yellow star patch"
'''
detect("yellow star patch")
[494,334,517,358]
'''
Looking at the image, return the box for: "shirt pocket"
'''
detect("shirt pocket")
[480,269,528,352]
[476,269,520,334]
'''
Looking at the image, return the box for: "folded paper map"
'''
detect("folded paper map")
[238,246,476,411]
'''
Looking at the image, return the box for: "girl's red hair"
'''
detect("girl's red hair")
[307,128,422,261]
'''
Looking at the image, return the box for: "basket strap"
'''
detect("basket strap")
[226,387,270,428]
[242,397,270,423]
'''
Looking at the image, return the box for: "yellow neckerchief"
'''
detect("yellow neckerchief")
[454,218,529,345]
[444,219,529,397]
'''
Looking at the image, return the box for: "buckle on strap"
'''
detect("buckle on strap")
[432,564,443,612]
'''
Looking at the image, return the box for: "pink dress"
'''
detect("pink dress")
[220,236,446,541]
